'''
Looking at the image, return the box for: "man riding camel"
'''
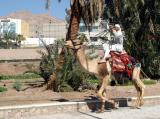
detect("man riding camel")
[99,24,124,63]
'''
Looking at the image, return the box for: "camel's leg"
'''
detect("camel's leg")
[97,61,111,113]
[135,89,141,108]
[132,65,145,108]
[97,90,106,113]
[140,88,145,106]
[101,89,107,111]
[98,76,109,101]
[97,75,110,113]
[97,61,111,101]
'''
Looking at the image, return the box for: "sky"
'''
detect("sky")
[0,0,70,20]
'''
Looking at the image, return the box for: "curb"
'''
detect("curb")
[0,96,160,119]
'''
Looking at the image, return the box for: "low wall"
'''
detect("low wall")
[0,48,44,75]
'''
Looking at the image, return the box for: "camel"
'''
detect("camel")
[65,39,145,112]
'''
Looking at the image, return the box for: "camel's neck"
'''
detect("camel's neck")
[75,46,98,74]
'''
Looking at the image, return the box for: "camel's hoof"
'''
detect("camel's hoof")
[140,102,144,106]
[130,106,141,109]
[113,106,119,109]
[136,106,141,109]
[96,109,105,113]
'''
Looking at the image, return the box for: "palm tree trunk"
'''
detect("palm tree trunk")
[48,0,81,90]
[66,0,81,41]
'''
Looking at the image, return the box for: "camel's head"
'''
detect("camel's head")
[64,40,82,50]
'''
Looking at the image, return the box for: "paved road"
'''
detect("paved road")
[22,105,160,119]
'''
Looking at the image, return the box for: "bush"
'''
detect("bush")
[0,87,7,92]
[39,40,61,83]
[39,39,99,92]
[12,81,22,91]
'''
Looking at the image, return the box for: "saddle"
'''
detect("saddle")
[109,51,136,77]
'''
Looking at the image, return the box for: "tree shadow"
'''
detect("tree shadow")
[50,98,69,102]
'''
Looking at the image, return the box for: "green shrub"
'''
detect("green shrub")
[12,81,22,91]
[143,80,157,85]
[39,40,61,83]
[0,87,7,92]
[0,73,41,80]
[58,82,73,92]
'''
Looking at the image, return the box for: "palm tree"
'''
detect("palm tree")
[43,0,104,89]
[3,31,16,49]
[16,34,26,47]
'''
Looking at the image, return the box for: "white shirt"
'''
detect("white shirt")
[111,29,124,52]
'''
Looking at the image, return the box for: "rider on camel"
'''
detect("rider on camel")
[99,24,124,63]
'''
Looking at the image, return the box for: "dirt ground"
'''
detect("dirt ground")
[0,79,160,107]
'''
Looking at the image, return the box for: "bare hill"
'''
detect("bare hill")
[0,11,65,24]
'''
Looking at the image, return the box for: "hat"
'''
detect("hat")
[115,24,121,28]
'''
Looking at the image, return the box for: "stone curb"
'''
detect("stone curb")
[0,96,160,119]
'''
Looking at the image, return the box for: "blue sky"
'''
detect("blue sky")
[0,0,70,20]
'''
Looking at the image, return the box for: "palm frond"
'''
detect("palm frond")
[45,0,50,10]
[45,0,61,10]
[79,0,104,29]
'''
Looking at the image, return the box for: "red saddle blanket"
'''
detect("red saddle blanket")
[109,51,135,77]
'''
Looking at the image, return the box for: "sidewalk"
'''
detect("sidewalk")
[21,105,160,119]
[0,96,160,119]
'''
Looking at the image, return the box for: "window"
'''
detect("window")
[3,22,8,32]
[91,26,98,32]
[79,26,86,32]
[90,37,97,41]
[10,23,16,33]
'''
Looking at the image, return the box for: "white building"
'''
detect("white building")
[79,19,111,46]
[0,18,21,34]
[0,18,64,47]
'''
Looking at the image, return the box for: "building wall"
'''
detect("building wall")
[42,22,66,39]
[21,37,56,47]
[21,20,29,38]
[28,21,67,39]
